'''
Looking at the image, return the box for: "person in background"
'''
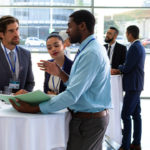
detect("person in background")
[10,10,112,150]
[104,27,127,72]
[44,33,73,94]
[112,25,145,150]
[59,30,72,58]
[0,15,34,93]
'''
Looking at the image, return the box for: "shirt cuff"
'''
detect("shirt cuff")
[64,80,69,86]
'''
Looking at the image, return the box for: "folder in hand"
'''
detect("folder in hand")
[0,90,54,105]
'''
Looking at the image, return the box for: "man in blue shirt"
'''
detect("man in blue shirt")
[10,10,112,150]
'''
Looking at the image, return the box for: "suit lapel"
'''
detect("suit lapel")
[16,46,23,80]
[0,44,12,76]
[104,44,108,52]
[112,42,118,61]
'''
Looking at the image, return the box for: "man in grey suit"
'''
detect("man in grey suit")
[0,15,35,93]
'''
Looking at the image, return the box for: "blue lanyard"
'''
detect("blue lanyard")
[52,76,61,93]
[4,46,17,73]
[78,38,95,55]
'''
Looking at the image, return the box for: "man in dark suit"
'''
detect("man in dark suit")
[0,15,35,93]
[104,27,127,69]
[112,25,145,150]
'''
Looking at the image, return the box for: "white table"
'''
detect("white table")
[106,75,123,144]
[0,106,71,150]
[0,75,123,149]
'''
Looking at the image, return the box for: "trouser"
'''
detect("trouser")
[67,112,109,150]
[121,91,142,149]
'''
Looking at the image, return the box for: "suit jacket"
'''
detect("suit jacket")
[44,56,73,93]
[119,40,145,91]
[104,42,127,69]
[0,44,35,92]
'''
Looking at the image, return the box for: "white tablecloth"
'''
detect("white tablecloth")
[0,75,123,149]
[106,75,123,144]
[0,106,71,150]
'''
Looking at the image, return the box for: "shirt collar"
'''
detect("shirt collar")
[1,42,16,54]
[131,39,140,45]
[79,34,95,51]
[108,41,116,49]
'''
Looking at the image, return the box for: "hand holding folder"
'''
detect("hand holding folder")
[0,90,55,113]
[0,90,54,105]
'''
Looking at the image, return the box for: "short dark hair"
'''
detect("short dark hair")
[69,10,95,34]
[126,25,139,39]
[109,26,119,35]
[0,15,19,33]
[46,33,64,43]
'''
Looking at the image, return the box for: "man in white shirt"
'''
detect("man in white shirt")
[104,27,127,70]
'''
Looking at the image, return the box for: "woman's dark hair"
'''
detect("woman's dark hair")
[69,10,95,34]
[46,33,64,43]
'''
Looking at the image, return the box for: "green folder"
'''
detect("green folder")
[0,90,54,105]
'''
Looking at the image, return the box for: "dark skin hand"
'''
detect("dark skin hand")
[37,60,69,83]
[9,99,40,113]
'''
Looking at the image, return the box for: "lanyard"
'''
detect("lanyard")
[4,46,17,73]
[52,76,61,93]
[78,38,95,55]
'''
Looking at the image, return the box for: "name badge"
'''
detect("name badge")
[9,80,20,89]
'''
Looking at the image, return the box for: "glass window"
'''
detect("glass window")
[94,0,146,7]
[0,7,74,46]
[94,8,150,45]
[0,0,150,98]
[0,0,91,6]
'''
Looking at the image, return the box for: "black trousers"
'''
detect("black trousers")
[121,91,142,149]
[67,114,109,150]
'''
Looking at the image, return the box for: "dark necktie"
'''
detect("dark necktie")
[107,45,111,59]
[9,51,15,68]
[74,49,80,62]
[9,51,17,80]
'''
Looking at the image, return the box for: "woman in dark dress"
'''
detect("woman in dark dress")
[44,33,73,95]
